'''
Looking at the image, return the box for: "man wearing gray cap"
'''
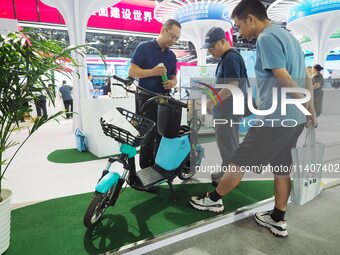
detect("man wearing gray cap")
[202,26,248,185]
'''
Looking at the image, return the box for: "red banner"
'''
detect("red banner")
[38,0,62,24]
[0,0,15,19]
[14,0,38,21]
[87,2,162,34]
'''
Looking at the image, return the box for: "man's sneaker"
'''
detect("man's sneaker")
[254,211,288,237]
[190,193,224,213]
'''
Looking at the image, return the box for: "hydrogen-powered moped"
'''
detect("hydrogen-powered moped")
[83,75,204,228]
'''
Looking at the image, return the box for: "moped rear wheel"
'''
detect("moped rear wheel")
[178,146,204,180]
[178,159,196,180]
[83,184,119,228]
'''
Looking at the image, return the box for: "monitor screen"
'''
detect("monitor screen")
[87,64,110,76]
[115,65,129,78]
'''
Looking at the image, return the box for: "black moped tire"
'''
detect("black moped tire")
[178,146,204,180]
[83,184,118,228]
[178,158,196,180]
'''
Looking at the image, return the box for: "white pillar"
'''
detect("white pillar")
[41,0,120,130]
[288,11,340,68]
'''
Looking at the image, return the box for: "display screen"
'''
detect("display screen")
[115,65,129,79]
[87,64,110,76]
[92,77,106,87]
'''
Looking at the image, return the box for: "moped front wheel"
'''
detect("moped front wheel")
[83,183,120,228]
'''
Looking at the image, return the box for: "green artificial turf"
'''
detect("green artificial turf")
[47,135,216,164]
[198,134,216,144]
[8,181,274,255]
[47,149,106,163]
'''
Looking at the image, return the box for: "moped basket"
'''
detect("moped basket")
[100,107,155,147]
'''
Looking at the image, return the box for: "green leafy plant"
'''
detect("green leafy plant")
[0,29,102,201]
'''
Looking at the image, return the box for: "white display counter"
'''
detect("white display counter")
[81,96,135,158]
[81,95,187,158]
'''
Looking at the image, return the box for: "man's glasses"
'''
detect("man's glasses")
[165,28,180,41]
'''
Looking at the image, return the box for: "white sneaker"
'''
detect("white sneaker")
[254,211,288,237]
[190,192,224,213]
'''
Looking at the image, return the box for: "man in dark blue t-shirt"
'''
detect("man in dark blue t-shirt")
[128,19,181,168]
[202,27,247,184]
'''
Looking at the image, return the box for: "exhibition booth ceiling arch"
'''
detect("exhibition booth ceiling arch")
[286,0,340,66]
[299,29,340,49]
[267,0,300,23]
[154,0,240,64]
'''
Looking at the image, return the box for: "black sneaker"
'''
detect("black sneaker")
[190,192,224,213]
[254,211,288,237]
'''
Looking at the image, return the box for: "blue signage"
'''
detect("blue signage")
[87,64,110,76]
[175,3,230,24]
[288,0,340,23]
[115,64,129,78]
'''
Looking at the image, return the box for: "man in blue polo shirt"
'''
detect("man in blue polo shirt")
[128,19,181,168]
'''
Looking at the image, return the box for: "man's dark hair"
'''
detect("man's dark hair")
[231,0,268,21]
[314,64,324,72]
[163,19,181,30]
[62,80,66,85]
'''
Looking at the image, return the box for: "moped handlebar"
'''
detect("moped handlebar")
[112,75,187,109]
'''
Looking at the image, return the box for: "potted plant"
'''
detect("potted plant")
[0,28,100,253]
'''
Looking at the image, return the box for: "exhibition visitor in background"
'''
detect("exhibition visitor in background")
[312,64,324,117]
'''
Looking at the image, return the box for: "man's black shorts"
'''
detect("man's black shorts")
[231,124,305,175]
